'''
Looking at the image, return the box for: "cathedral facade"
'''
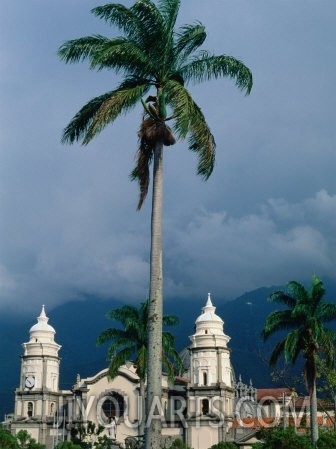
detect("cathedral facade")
[10,294,248,449]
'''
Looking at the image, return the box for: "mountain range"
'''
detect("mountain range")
[1,279,336,420]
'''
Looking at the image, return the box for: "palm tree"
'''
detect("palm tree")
[262,275,336,443]
[58,1,252,446]
[96,300,183,436]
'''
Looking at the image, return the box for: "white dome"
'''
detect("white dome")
[195,293,223,324]
[23,305,61,358]
[29,305,56,336]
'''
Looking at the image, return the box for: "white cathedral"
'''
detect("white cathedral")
[10,294,258,449]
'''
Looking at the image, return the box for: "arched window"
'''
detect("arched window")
[101,392,125,421]
[202,399,209,415]
[203,372,207,386]
[27,402,33,418]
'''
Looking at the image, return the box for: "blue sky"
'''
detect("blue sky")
[1,0,336,314]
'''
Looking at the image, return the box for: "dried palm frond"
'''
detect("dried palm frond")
[131,117,176,209]
[139,118,176,146]
[131,137,153,210]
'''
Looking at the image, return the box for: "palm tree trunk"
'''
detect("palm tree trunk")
[310,379,319,443]
[139,378,146,437]
[145,141,163,449]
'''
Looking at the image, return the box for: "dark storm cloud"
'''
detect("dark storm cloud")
[1,0,336,314]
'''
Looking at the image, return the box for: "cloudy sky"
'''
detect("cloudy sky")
[1,0,336,315]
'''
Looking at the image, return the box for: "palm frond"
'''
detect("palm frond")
[131,114,175,209]
[96,327,129,346]
[166,80,215,179]
[318,328,336,368]
[284,329,303,364]
[269,339,286,367]
[162,331,184,381]
[174,23,206,62]
[268,290,297,309]
[157,0,180,71]
[180,53,252,95]
[63,80,148,145]
[59,34,154,82]
[108,348,133,379]
[61,92,114,144]
[163,315,179,326]
[89,39,154,75]
[91,4,142,42]
[158,0,180,32]
[107,305,140,327]
[310,275,326,311]
[187,105,215,179]
[287,280,309,303]
[317,302,336,322]
[58,35,109,64]
[262,310,296,340]
[131,129,153,210]
[132,0,165,56]
[135,345,147,379]
[106,338,135,360]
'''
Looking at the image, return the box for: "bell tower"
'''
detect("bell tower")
[12,306,62,447]
[20,305,61,392]
[186,294,235,447]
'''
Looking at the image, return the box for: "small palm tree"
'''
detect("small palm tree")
[97,300,183,435]
[58,2,252,446]
[262,275,336,443]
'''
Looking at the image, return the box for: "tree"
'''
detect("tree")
[316,356,336,429]
[0,425,19,449]
[209,442,238,449]
[16,430,45,449]
[253,428,313,449]
[55,442,82,449]
[58,2,252,447]
[70,421,105,449]
[316,430,336,449]
[262,275,336,444]
[96,300,183,435]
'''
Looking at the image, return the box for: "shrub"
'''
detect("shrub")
[209,442,238,449]
[316,430,336,449]
[253,428,312,449]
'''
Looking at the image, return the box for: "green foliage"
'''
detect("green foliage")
[55,442,82,449]
[317,356,336,401]
[97,300,183,382]
[0,427,45,449]
[316,430,336,448]
[262,275,336,442]
[165,438,192,449]
[0,425,19,449]
[253,428,336,449]
[253,428,312,449]
[209,441,238,449]
[58,0,252,207]
[70,421,105,448]
[16,429,45,449]
[93,434,118,449]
